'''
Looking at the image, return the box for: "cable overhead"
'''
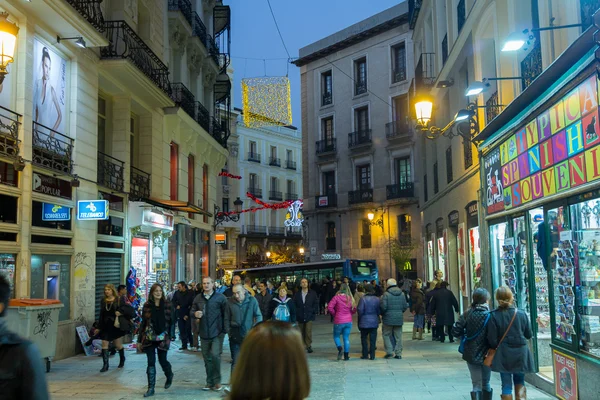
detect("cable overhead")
[266,0,292,60]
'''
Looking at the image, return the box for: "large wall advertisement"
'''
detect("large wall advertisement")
[485,74,600,215]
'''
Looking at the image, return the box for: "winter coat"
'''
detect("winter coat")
[354,291,365,307]
[486,307,535,374]
[326,283,337,303]
[224,296,262,339]
[172,289,195,320]
[327,294,357,324]
[452,305,490,365]
[190,291,227,340]
[99,298,127,341]
[430,288,459,326]
[357,294,381,329]
[255,291,273,320]
[410,288,426,315]
[138,299,173,351]
[269,297,296,323]
[425,287,439,315]
[0,320,49,400]
[293,289,319,323]
[380,286,409,326]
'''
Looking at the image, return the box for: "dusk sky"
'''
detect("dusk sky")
[227,0,403,129]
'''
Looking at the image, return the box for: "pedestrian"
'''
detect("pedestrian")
[255,280,273,320]
[353,283,365,306]
[266,280,275,295]
[224,275,242,298]
[425,281,441,340]
[380,278,409,359]
[167,283,178,340]
[224,283,262,381]
[357,284,380,360]
[486,286,535,400]
[243,277,256,296]
[293,277,319,353]
[430,281,459,343]
[226,321,310,400]
[319,277,329,314]
[270,286,296,323]
[452,288,493,400]
[191,276,227,391]
[98,283,127,372]
[410,279,426,340]
[189,282,203,352]
[327,283,357,361]
[0,274,49,400]
[172,281,194,351]
[371,279,383,297]
[137,283,174,398]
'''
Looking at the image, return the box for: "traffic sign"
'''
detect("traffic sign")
[42,203,71,221]
[77,200,109,220]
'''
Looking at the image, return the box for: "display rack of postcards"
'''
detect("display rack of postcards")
[502,238,517,296]
[576,230,600,358]
[533,248,550,331]
[554,232,576,343]
[516,237,530,316]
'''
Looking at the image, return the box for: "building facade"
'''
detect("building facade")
[0,0,231,360]
[294,3,420,280]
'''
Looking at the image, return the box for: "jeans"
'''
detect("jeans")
[229,341,241,374]
[359,327,377,358]
[144,341,172,373]
[413,314,425,329]
[466,362,491,392]
[382,324,403,356]
[200,334,224,386]
[333,323,352,352]
[177,317,192,347]
[500,373,525,395]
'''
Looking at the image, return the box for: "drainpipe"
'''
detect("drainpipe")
[387,206,392,279]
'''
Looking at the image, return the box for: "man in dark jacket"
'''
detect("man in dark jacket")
[380,278,408,359]
[293,278,319,353]
[255,281,272,320]
[223,275,241,298]
[191,276,227,391]
[173,281,195,350]
[0,274,49,400]
[430,281,459,343]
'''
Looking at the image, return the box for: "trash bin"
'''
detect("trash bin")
[6,299,63,372]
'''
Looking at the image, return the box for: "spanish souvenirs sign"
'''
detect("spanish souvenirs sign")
[553,349,578,400]
[484,74,600,215]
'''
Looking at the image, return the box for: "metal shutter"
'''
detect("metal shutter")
[95,253,123,320]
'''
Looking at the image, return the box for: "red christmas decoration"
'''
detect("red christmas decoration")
[215,193,299,218]
[218,171,242,179]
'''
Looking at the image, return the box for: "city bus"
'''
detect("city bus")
[233,259,378,285]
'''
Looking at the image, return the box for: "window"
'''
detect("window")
[356,164,371,190]
[354,57,367,95]
[0,160,18,187]
[361,220,372,249]
[249,141,257,155]
[188,154,195,219]
[270,177,278,191]
[391,42,406,83]
[326,222,336,250]
[321,117,334,142]
[286,149,292,162]
[0,194,17,223]
[170,142,179,200]
[354,106,369,132]
[98,97,107,153]
[202,164,208,223]
[98,216,124,236]
[395,157,411,184]
[221,165,228,185]
[32,201,71,230]
[433,162,439,194]
[446,146,453,183]
[464,140,473,169]
[286,179,295,199]
[222,197,229,213]
[270,146,277,159]
[321,70,332,105]
[398,214,412,244]
[424,174,428,202]
[249,173,258,189]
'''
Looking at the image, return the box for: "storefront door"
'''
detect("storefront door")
[489,220,509,298]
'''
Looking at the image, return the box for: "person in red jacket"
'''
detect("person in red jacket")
[327,283,357,361]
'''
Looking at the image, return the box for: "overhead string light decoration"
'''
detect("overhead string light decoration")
[241,76,292,128]
[218,171,242,179]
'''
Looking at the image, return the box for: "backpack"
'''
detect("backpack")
[272,299,291,322]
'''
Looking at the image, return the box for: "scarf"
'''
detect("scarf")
[150,300,166,335]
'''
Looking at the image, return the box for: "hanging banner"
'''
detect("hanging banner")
[458,223,468,297]
[553,349,578,400]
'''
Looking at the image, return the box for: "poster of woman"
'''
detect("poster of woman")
[32,39,67,134]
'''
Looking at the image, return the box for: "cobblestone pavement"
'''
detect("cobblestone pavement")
[48,316,556,399]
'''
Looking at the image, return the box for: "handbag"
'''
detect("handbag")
[483,308,517,367]
[458,313,490,354]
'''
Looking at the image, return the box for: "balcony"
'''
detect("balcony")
[441,34,448,66]
[65,0,105,32]
[0,106,21,158]
[415,52,436,93]
[315,194,337,208]
[355,80,367,96]
[130,166,151,200]
[168,0,193,28]
[207,34,220,67]
[386,182,415,199]
[386,119,412,141]
[326,237,336,251]
[97,152,124,192]
[32,122,74,174]
[101,21,171,95]
[457,0,466,34]
[322,92,332,106]
[286,160,297,170]
[269,226,285,236]
[192,12,208,49]
[392,67,407,84]
[521,42,542,90]
[316,139,336,155]
[269,191,283,201]
[348,129,372,148]
[361,235,372,249]
[195,101,211,133]
[170,82,195,119]
[248,152,261,163]
[285,192,298,201]
[348,188,373,205]
[247,225,267,234]
[269,157,281,167]
[210,117,228,149]
[486,91,503,125]
[247,187,262,198]
[581,0,600,30]
[408,0,422,29]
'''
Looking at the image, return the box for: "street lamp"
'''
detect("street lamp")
[465,77,521,97]
[213,197,243,228]
[414,96,479,141]
[0,13,19,85]
[266,251,271,258]
[299,247,305,255]
[502,21,585,52]
[367,209,385,232]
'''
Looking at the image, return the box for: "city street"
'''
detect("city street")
[47,316,554,400]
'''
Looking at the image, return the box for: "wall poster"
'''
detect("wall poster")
[553,349,578,400]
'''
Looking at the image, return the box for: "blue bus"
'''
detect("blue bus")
[233,259,378,285]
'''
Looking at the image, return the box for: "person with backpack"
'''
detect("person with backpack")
[269,286,296,323]
[327,283,357,361]
[452,288,493,400]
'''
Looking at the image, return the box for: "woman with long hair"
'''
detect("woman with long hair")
[33,47,62,130]
[327,283,357,361]
[98,284,126,372]
[227,321,310,400]
[486,287,534,400]
[452,288,493,400]
[357,284,380,360]
[137,283,174,397]
[410,279,426,340]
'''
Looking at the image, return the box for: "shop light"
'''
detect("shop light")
[501,31,527,52]
[0,13,19,85]
[57,35,87,49]
[414,96,433,127]
[465,81,489,96]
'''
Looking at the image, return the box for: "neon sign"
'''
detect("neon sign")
[284,199,304,227]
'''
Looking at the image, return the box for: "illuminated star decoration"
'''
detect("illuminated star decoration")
[284,200,304,227]
[241,76,292,127]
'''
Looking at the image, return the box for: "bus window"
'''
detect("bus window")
[348,260,378,281]
[334,268,342,280]
[321,269,333,280]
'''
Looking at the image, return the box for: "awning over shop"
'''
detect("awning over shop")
[144,198,213,217]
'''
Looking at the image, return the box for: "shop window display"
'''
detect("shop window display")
[529,209,550,336]
[513,216,530,316]
[427,240,434,281]
[437,237,446,279]
[469,227,482,289]
[490,222,508,298]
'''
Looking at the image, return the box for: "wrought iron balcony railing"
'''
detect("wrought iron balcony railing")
[348,188,373,205]
[0,105,21,158]
[269,226,285,236]
[286,160,296,170]
[581,0,600,30]
[247,187,262,198]
[415,52,436,92]
[285,193,298,201]
[348,129,372,148]
[192,12,208,47]
[65,0,105,32]
[386,182,415,199]
[101,21,171,95]
[130,166,151,200]
[248,152,261,163]
[211,117,228,148]
[385,119,412,140]
[393,67,407,83]
[521,42,542,90]
[457,0,466,34]
[207,33,220,66]
[168,0,193,28]
[98,151,124,192]
[355,81,367,96]
[326,237,336,251]
[322,92,332,106]
[408,0,423,29]
[269,191,283,201]
[486,91,503,124]
[269,157,281,167]
[170,82,196,119]
[315,193,337,208]
[195,101,210,133]
[247,225,267,234]
[32,122,74,174]
[316,138,336,155]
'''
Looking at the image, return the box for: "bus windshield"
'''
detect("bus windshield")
[349,260,377,278]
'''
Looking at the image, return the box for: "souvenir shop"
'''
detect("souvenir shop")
[478,45,600,398]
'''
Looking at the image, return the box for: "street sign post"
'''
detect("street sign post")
[77,200,109,221]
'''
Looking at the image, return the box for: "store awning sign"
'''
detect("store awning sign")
[77,200,109,220]
[215,233,226,245]
[42,203,71,221]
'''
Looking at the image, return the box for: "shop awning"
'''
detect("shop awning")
[143,198,213,217]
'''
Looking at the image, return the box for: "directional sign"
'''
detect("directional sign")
[42,203,71,221]
[77,200,109,221]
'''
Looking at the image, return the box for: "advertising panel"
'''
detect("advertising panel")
[33,39,67,133]
[553,349,578,400]
[458,223,468,297]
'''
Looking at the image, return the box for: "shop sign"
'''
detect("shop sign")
[318,196,329,206]
[435,218,444,236]
[448,210,459,227]
[484,74,600,215]
[467,201,478,218]
[457,223,468,297]
[42,203,70,221]
[321,253,341,260]
[142,209,174,230]
[553,349,578,400]
[32,172,72,199]
[484,148,504,214]
[77,200,109,220]
[215,233,227,245]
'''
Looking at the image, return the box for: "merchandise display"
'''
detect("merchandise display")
[553,234,576,343]
[469,227,482,290]
[529,210,550,333]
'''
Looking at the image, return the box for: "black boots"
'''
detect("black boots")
[337,346,343,361]
[100,349,109,372]
[164,364,174,389]
[482,389,493,400]
[343,352,349,361]
[144,366,156,397]
[118,349,125,368]
[470,392,482,400]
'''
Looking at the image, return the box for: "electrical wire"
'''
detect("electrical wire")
[266,0,292,59]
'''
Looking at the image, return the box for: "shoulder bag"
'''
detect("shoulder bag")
[483,308,517,367]
[458,312,490,354]
[229,304,250,344]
